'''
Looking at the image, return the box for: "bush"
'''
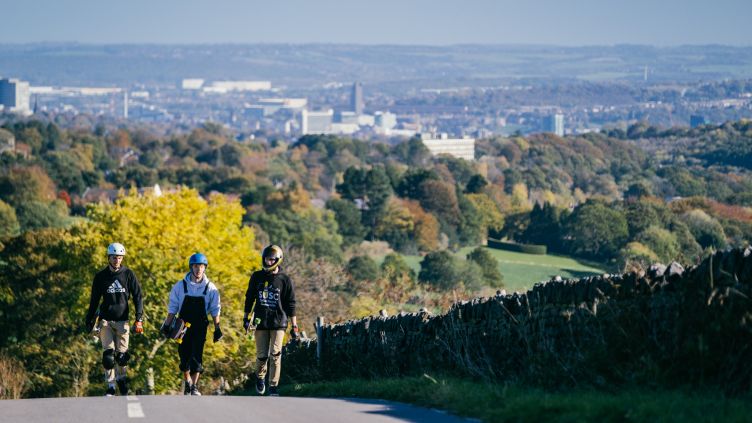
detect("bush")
[466,247,504,288]
[346,255,380,282]
[487,239,547,255]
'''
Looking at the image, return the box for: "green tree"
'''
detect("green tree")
[0,229,92,397]
[418,250,483,291]
[635,226,680,263]
[326,198,367,246]
[465,174,488,194]
[346,255,380,282]
[0,200,20,238]
[380,253,416,283]
[563,200,629,259]
[466,247,504,288]
[681,209,727,249]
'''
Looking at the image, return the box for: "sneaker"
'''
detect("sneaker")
[184,381,191,395]
[190,384,201,396]
[255,376,266,395]
[268,386,279,397]
[117,378,128,395]
[105,385,116,397]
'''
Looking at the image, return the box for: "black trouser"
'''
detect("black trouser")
[178,323,208,373]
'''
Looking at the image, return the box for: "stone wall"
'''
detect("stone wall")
[283,249,752,392]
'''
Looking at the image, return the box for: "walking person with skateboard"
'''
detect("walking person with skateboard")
[243,245,298,396]
[162,253,222,396]
[85,242,144,396]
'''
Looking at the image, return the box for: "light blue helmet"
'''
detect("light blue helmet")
[188,253,208,269]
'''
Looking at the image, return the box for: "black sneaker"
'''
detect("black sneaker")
[184,381,192,395]
[190,384,201,396]
[268,386,279,397]
[105,385,116,397]
[255,376,266,395]
[117,378,128,395]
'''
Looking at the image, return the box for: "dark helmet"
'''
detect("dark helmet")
[189,253,209,269]
[261,245,283,272]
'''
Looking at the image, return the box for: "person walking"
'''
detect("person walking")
[243,245,298,397]
[85,242,144,396]
[162,253,222,396]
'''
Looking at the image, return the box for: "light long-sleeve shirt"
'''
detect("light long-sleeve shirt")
[167,273,221,318]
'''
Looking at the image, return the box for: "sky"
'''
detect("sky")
[2,0,751,46]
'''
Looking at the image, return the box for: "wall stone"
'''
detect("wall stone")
[283,248,752,392]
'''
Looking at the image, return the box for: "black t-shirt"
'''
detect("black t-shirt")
[85,266,143,323]
[244,270,296,330]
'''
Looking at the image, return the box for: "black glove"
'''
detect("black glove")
[213,324,223,343]
[160,321,171,337]
[243,317,251,332]
[290,325,300,340]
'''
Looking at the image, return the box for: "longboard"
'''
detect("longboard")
[163,317,191,344]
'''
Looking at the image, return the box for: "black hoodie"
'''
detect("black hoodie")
[244,270,296,330]
[85,266,143,323]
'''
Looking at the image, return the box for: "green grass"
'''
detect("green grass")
[385,246,607,293]
[276,376,752,423]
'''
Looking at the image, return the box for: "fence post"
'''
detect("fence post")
[316,316,324,362]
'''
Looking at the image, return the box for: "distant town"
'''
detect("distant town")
[2,44,752,161]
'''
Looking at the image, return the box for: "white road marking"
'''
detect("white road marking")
[127,402,145,418]
[127,395,139,401]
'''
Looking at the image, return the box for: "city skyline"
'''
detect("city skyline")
[1,0,751,46]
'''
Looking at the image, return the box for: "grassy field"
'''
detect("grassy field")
[276,376,752,423]
[390,246,607,293]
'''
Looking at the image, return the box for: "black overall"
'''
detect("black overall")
[177,280,209,373]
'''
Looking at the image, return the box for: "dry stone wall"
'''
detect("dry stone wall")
[283,249,752,391]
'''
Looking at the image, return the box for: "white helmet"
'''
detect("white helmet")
[107,243,126,256]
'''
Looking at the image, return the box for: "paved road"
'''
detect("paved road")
[0,395,475,422]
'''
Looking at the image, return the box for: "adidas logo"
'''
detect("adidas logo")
[106,280,127,294]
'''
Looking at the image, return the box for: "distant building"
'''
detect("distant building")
[246,98,307,118]
[181,78,205,90]
[0,78,31,115]
[204,81,271,93]
[543,113,564,136]
[420,133,475,161]
[301,109,334,134]
[690,115,706,128]
[351,82,363,115]
[335,110,359,124]
[374,111,397,130]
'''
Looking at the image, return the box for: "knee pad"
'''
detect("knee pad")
[115,351,131,366]
[102,349,116,370]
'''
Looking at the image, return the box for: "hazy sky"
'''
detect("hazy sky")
[2,0,751,46]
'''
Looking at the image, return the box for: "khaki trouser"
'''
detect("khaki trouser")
[255,329,285,387]
[99,320,129,383]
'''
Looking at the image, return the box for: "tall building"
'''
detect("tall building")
[544,113,564,136]
[0,78,31,115]
[351,82,363,115]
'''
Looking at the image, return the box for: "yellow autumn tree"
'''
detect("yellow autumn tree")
[68,187,259,393]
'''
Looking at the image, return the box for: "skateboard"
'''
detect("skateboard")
[162,317,191,344]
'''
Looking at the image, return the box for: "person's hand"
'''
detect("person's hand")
[243,317,251,333]
[289,325,299,340]
[134,320,144,334]
[160,321,171,337]
[213,324,223,343]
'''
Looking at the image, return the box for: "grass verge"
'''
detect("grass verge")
[276,375,752,423]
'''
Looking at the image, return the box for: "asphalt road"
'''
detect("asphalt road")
[0,395,476,422]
